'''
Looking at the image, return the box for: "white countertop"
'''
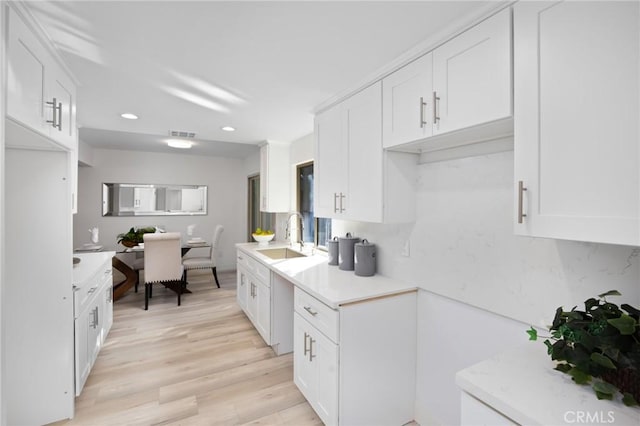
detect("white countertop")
[236,242,416,309]
[72,251,115,288]
[456,344,640,426]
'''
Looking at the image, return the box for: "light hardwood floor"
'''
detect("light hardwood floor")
[54,269,323,426]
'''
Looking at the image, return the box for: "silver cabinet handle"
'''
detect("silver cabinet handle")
[304,306,318,316]
[432,91,440,124]
[420,96,427,128]
[303,332,310,357]
[333,193,339,213]
[46,98,61,129]
[57,101,62,131]
[309,336,316,361]
[518,181,527,224]
[339,193,346,213]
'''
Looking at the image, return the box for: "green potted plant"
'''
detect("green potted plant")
[528,290,639,406]
[116,226,156,247]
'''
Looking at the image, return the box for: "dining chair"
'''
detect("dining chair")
[183,225,224,288]
[143,232,185,310]
[132,257,143,292]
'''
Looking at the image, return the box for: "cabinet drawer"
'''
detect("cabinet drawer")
[294,288,339,343]
[238,251,271,286]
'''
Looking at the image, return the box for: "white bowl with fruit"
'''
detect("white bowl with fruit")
[252,228,275,246]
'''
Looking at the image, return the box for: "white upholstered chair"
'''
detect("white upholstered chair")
[183,225,224,288]
[143,232,185,310]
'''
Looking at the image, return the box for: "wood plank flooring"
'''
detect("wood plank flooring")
[53,269,323,426]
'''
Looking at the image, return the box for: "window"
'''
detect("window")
[297,162,331,248]
[247,174,274,241]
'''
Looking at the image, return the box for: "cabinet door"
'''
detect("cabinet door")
[255,279,271,345]
[102,284,113,341]
[74,309,91,396]
[48,70,77,150]
[246,274,258,323]
[433,8,512,135]
[293,313,316,402]
[514,1,639,245]
[236,266,249,312]
[259,142,290,213]
[382,53,433,148]
[294,313,339,425]
[315,104,347,218]
[6,6,49,134]
[312,325,339,425]
[344,82,383,222]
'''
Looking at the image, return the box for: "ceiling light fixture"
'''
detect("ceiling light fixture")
[120,113,138,120]
[221,126,235,132]
[167,140,193,149]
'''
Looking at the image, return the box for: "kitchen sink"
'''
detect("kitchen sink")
[257,247,307,260]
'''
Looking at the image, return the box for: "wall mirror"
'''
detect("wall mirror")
[102,183,207,216]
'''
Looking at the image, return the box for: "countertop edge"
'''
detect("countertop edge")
[236,243,417,309]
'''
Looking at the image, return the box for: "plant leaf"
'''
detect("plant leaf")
[554,363,572,373]
[527,327,538,341]
[568,367,591,384]
[594,390,614,400]
[607,314,637,335]
[592,381,617,396]
[598,290,621,298]
[590,353,617,369]
[622,393,639,407]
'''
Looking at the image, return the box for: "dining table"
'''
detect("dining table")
[109,241,211,301]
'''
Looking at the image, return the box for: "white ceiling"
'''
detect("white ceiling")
[26,0,496,157]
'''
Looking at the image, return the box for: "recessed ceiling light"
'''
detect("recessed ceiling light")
[120,113,138,120]
[221,126,235,132]
[167,140,193,149]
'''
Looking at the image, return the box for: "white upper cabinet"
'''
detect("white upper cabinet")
[6,4,77,151]
[343,82,384,223]
[382,53,434,148]
[514,1,639,246]
[382,8,512,151]
[259,141,290,212]
[315,104,347,218]
[432,7,512,135]
[315,82,416,223]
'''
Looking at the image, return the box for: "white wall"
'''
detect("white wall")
[0,3,5,420]
[74,148,249,271]
[332,148,640,425]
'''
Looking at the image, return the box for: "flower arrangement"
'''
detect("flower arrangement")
[116,226,157,247]
[528,290,639,407]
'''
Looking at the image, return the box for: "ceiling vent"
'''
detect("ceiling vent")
[169,130,196,138]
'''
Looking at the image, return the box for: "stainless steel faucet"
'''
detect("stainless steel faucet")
[285,212,304,249]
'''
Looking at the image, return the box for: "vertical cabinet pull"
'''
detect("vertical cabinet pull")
[432,91,440,124]
[339,193,346,213]
[419,96,427,128]
[303,332,310,357]
[309,336,316,361]
[518,181,527,224]
[46,98,62,131]
[333,193,339,213]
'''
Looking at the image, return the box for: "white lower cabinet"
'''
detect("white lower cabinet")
[73,253,114,396]
[236,249,294,355]
[293,287,417,426]
[294,312,339,425]
[460,392,516,426]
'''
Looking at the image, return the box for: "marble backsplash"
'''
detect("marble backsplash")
[332,149,640,327]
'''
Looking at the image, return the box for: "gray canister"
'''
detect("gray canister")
[327,237,339,265]
[355,239,376,277]
[338,232,361,271]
